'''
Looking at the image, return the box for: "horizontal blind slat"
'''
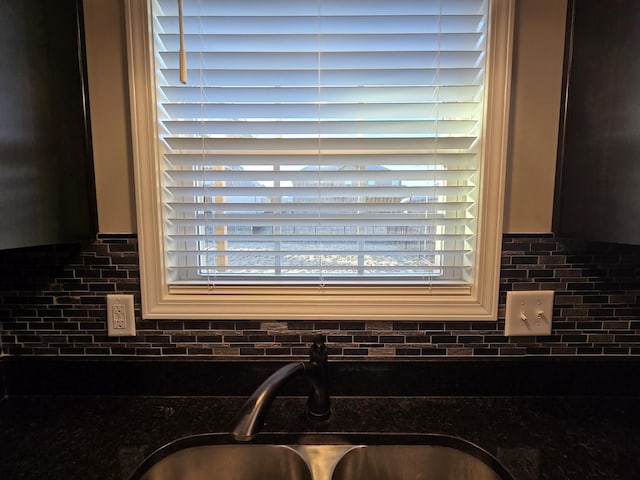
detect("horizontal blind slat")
[168,203,474,215]
[166,218,475,229]
[164,136,479,150]
[168,233,472,242]
[166,153,478,169]
[160,86,483,103]
[165,185,476,198]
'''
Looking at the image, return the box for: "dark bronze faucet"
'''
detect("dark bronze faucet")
[230,334,331,441]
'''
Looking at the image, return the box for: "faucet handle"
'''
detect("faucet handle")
[312,333,325,348]
[307,334,330,419]
[309,333,328,367]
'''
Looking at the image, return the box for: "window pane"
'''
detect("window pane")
[153,0,487,286]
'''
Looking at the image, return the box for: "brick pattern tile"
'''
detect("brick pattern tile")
[1,234,639,358]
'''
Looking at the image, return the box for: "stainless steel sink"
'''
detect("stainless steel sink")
[133,444,313,480]
[332,445,509,480]
[128,434,515,480]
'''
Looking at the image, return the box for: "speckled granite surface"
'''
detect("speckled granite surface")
[1,395,639,480]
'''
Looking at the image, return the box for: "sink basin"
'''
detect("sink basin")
[128,434,514,480]
[332,445,508,480]
[132,444,312,480]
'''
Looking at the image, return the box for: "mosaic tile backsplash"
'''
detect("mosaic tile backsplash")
[1,234,639,358]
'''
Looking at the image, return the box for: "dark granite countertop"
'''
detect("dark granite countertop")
[1,394,639,480]
[1,357,639,480]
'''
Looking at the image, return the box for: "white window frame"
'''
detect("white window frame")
[125,0,514,321]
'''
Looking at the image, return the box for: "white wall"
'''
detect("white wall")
[83,0,136,233]
[504,0,567,233]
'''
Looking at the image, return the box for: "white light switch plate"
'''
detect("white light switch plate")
[504,290,554,336]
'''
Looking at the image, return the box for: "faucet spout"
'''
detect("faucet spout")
[230,335,331,442]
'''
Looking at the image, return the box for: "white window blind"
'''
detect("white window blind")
[152,0,488,288]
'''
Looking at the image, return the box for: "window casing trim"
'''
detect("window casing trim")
[125,0,514,321]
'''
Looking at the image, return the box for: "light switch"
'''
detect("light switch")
[504,290,554,336]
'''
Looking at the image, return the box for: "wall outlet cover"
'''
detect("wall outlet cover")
[107,294,136,337]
